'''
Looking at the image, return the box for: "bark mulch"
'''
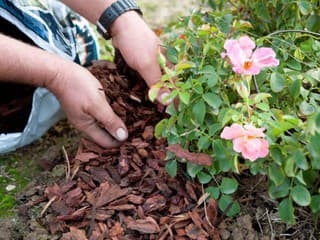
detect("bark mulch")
[23,58,221,239]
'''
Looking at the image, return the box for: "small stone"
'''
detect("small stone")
[6,184,16,192]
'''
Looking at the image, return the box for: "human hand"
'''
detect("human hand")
[49,61,128,148]
[110,11,171,104]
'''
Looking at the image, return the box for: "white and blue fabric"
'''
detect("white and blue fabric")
[0,0,99,153]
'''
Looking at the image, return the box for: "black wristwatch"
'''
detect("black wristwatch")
[96,0,142,39]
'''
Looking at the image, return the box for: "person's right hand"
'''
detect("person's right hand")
[110,11,171,104]
[48,61,128,148]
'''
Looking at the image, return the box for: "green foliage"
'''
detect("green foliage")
[155,0,320,224]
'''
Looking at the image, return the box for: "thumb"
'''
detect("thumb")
[89,102,128,142]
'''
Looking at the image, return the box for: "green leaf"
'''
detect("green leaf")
[254,93,271,103]
[192,99,206,124]
[187,162,204,178]
[166,46,178,64]
[198,65,218,87]
[197,171,212,184]
[279,198,295,225]
[310,195,320,213]
[148,85,160,102]
[197,136,211,150]
[291,185,311,206]
[288,79,301,99]
[293,150,308,170]
[179,91,190,105]
[213,140,231,172]
[205,186,220,199]
[270,146,285,165]
[268,178,290,199]
[175,61,195,71]
[165,160,177,177]
[268,163,285,186]
[300,101,315,116]
[284,157,296,177]
[287,59,302,71]
[306,15,320,32]
[203,93,222,109]
[270,72,286,93]
[218,195,240,217]
[256,103,270,111]
[220,178,239,194]
[209,123,222,136]
[155,119,168,138]
[307,133,320,169]
[297,1,312,15]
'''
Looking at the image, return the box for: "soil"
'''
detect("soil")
[1,1,319,239]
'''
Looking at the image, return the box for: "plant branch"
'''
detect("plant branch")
[267,29,320,38]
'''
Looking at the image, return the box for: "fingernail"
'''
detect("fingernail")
[116,127,128,141]
[160,92,170,104]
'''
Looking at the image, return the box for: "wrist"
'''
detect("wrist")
[96,0,142,39]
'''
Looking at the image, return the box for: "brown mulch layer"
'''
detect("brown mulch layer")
[26,59,220,239]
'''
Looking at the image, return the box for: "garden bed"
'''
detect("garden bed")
[5,59,317,240]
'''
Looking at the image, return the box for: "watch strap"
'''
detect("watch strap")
[96,0,142,39]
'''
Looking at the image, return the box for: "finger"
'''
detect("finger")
[89,101,128,142]
[157,87,173,105]
[82,122,121,148]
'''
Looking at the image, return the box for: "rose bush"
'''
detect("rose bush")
[150,0,320,224]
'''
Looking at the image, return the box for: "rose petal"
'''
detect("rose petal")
[252,47,279,68]
[238,36,255,57]
[244,124,266,137]
[220,124,244,140]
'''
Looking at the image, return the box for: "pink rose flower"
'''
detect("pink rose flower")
[221,36,279,75]
[220,123,269,161]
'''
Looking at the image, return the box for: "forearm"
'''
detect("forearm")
[60,0,117,23]
[0,33,69,91]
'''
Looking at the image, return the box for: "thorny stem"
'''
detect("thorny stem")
[267,29,320,38]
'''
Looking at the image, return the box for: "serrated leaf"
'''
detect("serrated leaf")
[291,185,311,206]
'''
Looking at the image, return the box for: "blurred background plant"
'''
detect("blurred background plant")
[151,0,320,224]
